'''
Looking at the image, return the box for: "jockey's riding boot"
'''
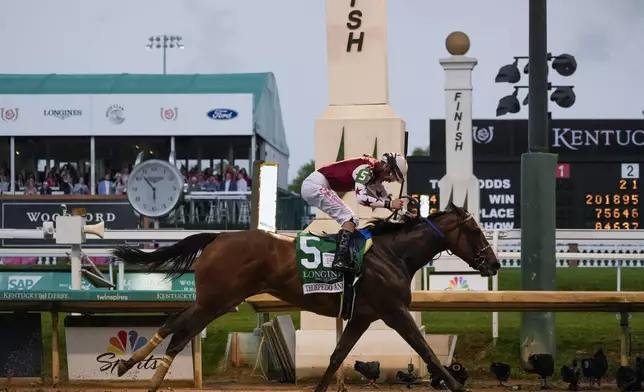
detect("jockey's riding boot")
[331,229,355,273]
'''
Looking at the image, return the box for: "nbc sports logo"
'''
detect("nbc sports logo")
[446,276,470,290]
[107,330,148,355]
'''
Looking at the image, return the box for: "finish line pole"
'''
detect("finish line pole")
[520,0,557,364]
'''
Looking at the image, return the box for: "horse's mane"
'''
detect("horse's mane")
[365,210,451,236]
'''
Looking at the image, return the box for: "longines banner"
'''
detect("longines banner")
[65,315,193,381]
[429,119,644,161]
[0,313,43,378]
[0,198,139,247]
[0,93,253,137]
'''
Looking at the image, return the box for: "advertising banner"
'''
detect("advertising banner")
[121,273,195,292]
[0,272,195,292]
[0,313,43,378]
[0,93,253,137]
[65,316,193,380]
[0,271,105,291]
[429,119,644,161]
[0,197,138,247]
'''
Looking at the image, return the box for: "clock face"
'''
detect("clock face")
[126,160,184,218]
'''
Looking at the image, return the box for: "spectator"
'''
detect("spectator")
[73,177,90,195]
[222,171,237,192]
[187,176,202,193]
[120,167,130,187]
[97,173,115,195]
[236,171,248,192]
[0,173,9,193]
[115,175,126,194]
[24,178,38,195]
[239,167,251,187]
[59,171,73,194]
[203,175,221,191]
[39,181,53,195]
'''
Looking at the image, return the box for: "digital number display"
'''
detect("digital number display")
[583,178,639,230]
[408,158,643,230]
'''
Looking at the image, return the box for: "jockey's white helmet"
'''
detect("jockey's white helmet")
[380,152,407,183]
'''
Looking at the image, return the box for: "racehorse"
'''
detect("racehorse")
[111,201,500,392]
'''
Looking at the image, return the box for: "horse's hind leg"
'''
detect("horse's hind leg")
[117,303,196,377]
[381,307,467,392]
[148,302,226,392]
[313,317,373,392]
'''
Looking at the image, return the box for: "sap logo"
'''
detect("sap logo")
[207,108,238,120]
[8,276,43,290]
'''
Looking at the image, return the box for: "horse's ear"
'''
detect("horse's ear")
[446,201,456,211]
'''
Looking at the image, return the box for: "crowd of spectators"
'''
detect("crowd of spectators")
[0,162,252,265]
[0,162,251,195]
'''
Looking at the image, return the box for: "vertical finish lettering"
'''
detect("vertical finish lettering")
[346,1,365,52]
[453,92,463,151]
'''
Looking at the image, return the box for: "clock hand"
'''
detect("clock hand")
[144,177,156,190]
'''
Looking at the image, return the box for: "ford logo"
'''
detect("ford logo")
[207,108,238,120]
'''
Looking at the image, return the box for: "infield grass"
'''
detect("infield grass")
[38,268,644,382]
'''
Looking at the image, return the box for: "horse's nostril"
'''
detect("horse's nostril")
[491,261,501,270]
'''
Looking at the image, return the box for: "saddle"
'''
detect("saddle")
[307,228,373,257]
[300,228,373,321]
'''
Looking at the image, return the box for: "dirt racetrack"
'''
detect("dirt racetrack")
[1,379,621,392]
[0,385,622,392]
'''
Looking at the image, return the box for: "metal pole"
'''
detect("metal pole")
[90,136,96,195]
[9,136,15,193]
[163,41,167,75]
[528,0,549,153]
[520,0,557,364]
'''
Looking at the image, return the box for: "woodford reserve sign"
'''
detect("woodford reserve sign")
[0,195,138,247]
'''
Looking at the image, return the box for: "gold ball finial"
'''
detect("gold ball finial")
[445,31,470,56]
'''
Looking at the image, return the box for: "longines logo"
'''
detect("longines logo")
[44,109,83,120]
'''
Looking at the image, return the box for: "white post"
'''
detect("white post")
[90,136,96,195]
[118,261,125,290]
[249,134,257,177]
[438,33,479,219]
[433,33,484,281]
[70,244,82,290]
[492,230,500,345]
[9,137,15,193]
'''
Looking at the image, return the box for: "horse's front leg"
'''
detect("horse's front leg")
[380,306,467,392]
[313,316,373,392]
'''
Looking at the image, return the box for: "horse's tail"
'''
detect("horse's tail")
[111,232,220,279]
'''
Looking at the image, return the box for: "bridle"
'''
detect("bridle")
[420,210,491,271]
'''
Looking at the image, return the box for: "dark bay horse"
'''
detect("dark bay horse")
[111,202,500,392]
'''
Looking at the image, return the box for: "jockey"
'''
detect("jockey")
[300,152,408,273]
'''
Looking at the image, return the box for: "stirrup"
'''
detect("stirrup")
[332,254,356,273]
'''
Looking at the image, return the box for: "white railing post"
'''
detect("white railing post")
[491,229,500,345]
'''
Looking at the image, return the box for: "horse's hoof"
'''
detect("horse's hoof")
[117,360,130,377]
